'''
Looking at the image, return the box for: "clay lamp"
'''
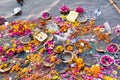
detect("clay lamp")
[53,42,65,54]
[42,56,54,67]
[77,15,88,23]
[95,41,108,53]
[100,55,114,67]
[59,5,70,15]
[0,61,13,73]
[55,62,68,73]
[41,12,51,20]
[62,51,73,63]
[19,35,31,44]
[114,59,120,67]
[106,43,119,54]
[82,54,98,67]
[0,16,6,25]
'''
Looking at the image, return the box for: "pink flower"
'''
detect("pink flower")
[86,76,93,80]
[9,32,15,37]
[30,48,35,53]
[60,5,70,12]
[62,74,66,78]
[55,16,63,23]
[46,57,50,62]
[1,56,7,62]
[45,40,54,50]
[98,73,104,78]
[114,27,120,34]
[25,29,31,35]
[48,50,53,54]
[16,31,20,36]
[14,39,19,44]
[75,6,84,14]
[0,46,3,51]
[8,52,14,57]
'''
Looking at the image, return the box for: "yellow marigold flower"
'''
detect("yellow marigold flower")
[22,68,27,73]
[75,57,83,64]
[55,45,64,53]
[60,15,67,19]
[78,48,83,53]
[52,75,59,80]
[66,40,70,44]
[12,43,17,48]
[39,48,44,53]
[11,48,15,52]
[67,45,73,51]
[72,21,80,27]
[104,76,114,80]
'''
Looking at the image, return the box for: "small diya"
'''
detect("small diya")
[59,5,70,15]
[100,55,114,67]
[95,41,108,52]
[114,59,120,67]
[62,51,73,63]
[46,21,59,33]
[19,35,31,44]
[41,12,51,20]
[42,56,54,67]
[0,62,13,73]
[77,15,88,23]
[55,62,68,73]
[82,54,98,67]
[106,43,119,54]
[54,42,64,53]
